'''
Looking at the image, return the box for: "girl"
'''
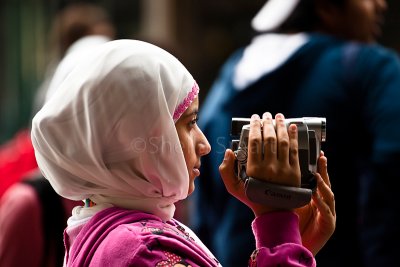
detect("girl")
[31,39,335,266]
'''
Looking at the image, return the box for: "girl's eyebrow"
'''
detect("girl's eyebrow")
[183,109,198,118]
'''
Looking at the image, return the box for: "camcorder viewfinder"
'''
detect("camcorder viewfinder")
[231,117,326,209]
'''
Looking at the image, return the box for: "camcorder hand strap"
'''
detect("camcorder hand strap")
[245,177,312,209]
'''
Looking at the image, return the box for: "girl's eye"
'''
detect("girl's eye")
[190,118,199,126]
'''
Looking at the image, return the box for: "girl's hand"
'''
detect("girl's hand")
[219,112,301,216]
[295,152,336,255]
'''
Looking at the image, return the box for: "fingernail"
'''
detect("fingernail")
[262,112,272,119]
[251,114,260,119]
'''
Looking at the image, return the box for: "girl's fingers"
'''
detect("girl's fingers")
[317,152,331,188]
[248,114,263,166]
[288,123,300,168]
[315,173,335,217]
[219,149,246,199]
[311,191,334,221]
[274,113,290,164]
[261,112,277,161]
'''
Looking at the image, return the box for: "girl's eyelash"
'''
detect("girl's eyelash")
[190,118,199,125]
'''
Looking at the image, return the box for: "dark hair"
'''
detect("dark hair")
[49,2,113,60]
[275,0,346,33]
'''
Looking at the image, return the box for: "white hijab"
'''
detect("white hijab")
[31,39,199,221]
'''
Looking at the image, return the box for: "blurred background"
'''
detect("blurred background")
[0,0,399,144]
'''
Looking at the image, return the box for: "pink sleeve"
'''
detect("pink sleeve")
[250,211,316,267]
[0,183,44,267]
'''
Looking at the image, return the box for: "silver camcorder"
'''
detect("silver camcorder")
[231,117,326,209]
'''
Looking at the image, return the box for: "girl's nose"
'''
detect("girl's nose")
[197,131,211,156]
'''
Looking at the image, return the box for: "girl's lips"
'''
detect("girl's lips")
[193,168,200,177]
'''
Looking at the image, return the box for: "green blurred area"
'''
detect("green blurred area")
[0,0,399,144]
[0,0,141,143]
[0,1,44,142]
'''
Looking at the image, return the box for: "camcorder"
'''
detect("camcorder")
[231,117,326,209]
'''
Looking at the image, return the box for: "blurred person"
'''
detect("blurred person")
[0,35,112,267]
[0,1,116,198]
[31,38,335,266]
[0,3,115,267]
[191,0,399,266]
[0,176,80,267]
[33,1,116,114]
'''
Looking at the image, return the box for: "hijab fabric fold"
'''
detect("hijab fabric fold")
[31,40,198,221]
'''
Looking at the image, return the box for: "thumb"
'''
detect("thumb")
[219,149,245,197]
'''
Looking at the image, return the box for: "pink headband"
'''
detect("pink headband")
[173,82,199,121]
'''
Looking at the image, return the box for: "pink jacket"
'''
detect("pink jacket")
[64,207,315,266]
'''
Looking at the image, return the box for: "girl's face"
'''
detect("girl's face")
[175,97,211,195]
